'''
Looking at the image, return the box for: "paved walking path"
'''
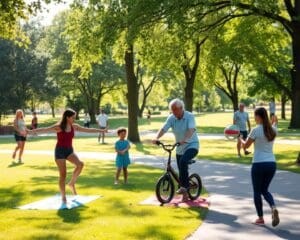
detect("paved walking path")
[0,149,299,240]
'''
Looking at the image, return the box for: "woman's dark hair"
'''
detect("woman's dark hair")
[255,107,276,141]
[117,127,127,136]
[59,109,76,132]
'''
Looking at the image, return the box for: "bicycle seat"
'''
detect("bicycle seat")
[188,159,196,165]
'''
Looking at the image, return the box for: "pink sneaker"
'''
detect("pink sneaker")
[253,218,265,225]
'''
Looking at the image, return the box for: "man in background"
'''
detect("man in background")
[97,109,108,144]
[234,103,251,158]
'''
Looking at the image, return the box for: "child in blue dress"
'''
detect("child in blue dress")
[115,127,131,184]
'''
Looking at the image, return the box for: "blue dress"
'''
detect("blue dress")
[115,140,131,168]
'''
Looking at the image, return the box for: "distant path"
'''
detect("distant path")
[0,149,299,239]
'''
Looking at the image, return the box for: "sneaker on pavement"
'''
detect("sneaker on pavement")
[176,187,187,194]
[272,208,280,227]
[253,218,265,225]
[181,193,189,202]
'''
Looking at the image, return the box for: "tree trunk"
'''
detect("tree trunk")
[183,75,194,112]
[289,24,300,128]
[88,101,97,124]
[125,45,140,142]
[232,93,239,112]
[182,41,202,112]
[50,102,55,118]
[297,152,300,166]
[138,93,147,118]
[281,91,287,120]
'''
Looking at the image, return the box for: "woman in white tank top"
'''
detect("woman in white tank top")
[12,109,28,164]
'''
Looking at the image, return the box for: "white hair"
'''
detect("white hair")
[169,98,185,111]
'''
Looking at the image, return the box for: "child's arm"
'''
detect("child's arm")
[122,141,131,153]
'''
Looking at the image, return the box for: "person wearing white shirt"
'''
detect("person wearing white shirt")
[234,103,251,157]
[240,107,280,227]
[83,113,90,128]
[97,109,108,143]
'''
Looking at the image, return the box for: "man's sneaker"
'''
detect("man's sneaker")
[272,208,280,227]
[181,192,189,202]
[237,154,242,158]
[114,180,119,185]
[245,151,251,155]
[253,218,265,225]
[176,187,187,194]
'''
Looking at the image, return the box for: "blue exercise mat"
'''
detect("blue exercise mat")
[17,195,101,210]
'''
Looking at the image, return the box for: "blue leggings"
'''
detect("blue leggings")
[176,148,198,189]
[251,162,276,217]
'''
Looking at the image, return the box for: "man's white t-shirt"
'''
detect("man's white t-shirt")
[97,114,108,127]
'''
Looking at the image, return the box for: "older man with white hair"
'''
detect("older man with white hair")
[153,98,199,201]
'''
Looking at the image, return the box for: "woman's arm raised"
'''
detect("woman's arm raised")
[27,124,59,135]
[73,124,107,133]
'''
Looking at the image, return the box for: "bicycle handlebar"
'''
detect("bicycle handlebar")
[155,140,180,152]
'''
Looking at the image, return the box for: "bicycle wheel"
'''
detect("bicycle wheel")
[155,173,175,204]
[188,173,202,200]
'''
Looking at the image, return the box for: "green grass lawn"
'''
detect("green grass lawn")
[0,153,207,240]
[2,111,300,134]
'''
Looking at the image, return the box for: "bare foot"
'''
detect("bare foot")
[12,151,16,159]
[68,182,77,195]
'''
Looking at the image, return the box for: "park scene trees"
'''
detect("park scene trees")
[0,1,300,239]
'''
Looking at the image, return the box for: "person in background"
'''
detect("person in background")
[270,113,278,128]
[146,109,151,125]
[114,127,131,185]
[31,111,38,130]
[240,107,280,227]
[12,109,27,164]
[269,98,276,118]
[83,112,90,128]
[234,103,251,158]
[97,109,108,144]
[28,109,107,204]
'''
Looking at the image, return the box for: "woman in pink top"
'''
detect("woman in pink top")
[28,109,107,204]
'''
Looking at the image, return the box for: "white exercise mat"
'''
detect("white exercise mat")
[17,195,101,210]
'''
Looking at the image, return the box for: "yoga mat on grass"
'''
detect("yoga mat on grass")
[140,195,209,208]
[17,195,101,210]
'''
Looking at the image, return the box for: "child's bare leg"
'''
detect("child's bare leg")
[123,167,128,184]
[115,168,122,184]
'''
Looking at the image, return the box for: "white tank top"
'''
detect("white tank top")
[16,119,26,132]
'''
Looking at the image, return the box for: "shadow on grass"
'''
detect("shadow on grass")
[26,235,68,240]
[127,224,177,240]
[78,163,161,192]
[0,186,25,209]
[127,205,208,240]
[57,205,87,223]
[8,161,24,168]
[133,142,151,155]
